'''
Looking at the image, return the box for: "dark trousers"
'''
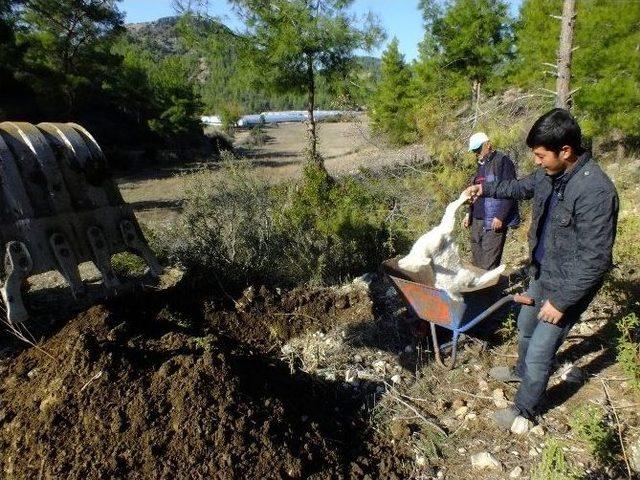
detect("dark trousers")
[470,217,507,270]
[514,278,589,418]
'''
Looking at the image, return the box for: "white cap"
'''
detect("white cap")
[468,132,489,152]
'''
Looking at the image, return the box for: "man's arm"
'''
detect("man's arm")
[548,189,619,312]
[467,170,537,201]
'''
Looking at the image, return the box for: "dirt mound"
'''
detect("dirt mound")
[0,284,412,479]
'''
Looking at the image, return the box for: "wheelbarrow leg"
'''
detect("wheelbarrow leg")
[449,331,460,369]
[430,322,460,370]
[430,322,445,367]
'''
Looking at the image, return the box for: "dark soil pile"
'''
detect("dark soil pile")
[0,284,412,479]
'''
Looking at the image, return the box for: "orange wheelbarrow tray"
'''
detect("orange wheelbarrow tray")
[381,258,533,369]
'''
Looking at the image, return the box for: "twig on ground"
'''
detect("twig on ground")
[489,349,518,358]
[1,318,55,360]
[385,383,447,437]
[79,370,104,392]
[451,388,493,401]
[601,379,633,479]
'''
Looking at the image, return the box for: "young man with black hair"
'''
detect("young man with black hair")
[465,108,619,428]
[463,132,520,270]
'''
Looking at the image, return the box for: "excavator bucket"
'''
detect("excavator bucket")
[0,122,169,324]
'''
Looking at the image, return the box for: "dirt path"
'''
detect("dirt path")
[115,120,429,226]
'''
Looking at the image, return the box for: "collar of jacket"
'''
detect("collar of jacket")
[553,152,591,200]
[478,149,497,166]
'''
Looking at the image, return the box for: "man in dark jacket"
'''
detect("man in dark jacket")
[465,109,619,428]
[463,132,520,270]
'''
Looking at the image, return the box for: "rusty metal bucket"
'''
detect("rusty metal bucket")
[0,122,164,324]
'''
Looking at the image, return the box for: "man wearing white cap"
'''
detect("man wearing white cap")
[463,132,520,270]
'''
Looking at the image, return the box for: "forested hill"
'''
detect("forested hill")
[123,15,381,114]
[126,16,233,58]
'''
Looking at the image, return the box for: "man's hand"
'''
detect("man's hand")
[462,213,470,229]
[537,300,564,324]
[491,217,503,231]
[465,184,483,202]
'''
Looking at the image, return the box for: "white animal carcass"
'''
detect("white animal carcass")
[398,192,505,301]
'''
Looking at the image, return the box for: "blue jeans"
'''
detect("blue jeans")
[513,278,590,418]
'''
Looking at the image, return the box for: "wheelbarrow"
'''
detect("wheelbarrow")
[381,258,533,369]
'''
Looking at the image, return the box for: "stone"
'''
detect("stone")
[454,406,469,418]
[372,360,386,373]
[492,388,509,409]
[559,363,583,383]
[281,344,295,355]
[629,436,640,474]
[470,452,502,471]
[509,466,523,478]
[530,425,545,437]
[510,416,533,434]
[390,374,402,385]
[451,398,466,410]
[478,379,489,392]
[436,470,444,479]
[415,453,427,467]
[345,369,358,383]
[390,419,410,439]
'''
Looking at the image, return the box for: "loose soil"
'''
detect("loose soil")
[0,281,414,480]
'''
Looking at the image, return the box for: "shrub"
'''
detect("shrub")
[616,312,640,392]
[246,125,271,147]
[531,438,579,480]
[111,252,148,278]
[152,159,409,290]
[569,405,619,465]
[277,163,403,283]
[219,101,244,134]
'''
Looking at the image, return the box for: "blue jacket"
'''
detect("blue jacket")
[471,150,520,230]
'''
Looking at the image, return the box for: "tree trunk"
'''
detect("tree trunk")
[305,56,321,167]
[555,0,576,109]
[471,79,481,127]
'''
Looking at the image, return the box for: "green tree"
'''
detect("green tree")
[0,0,27,117]
[228,0,383,166]
[18,0,125,113]
[507,0,560,90]
[371,38,417,145]
[431,0,512,113]
[510,0,640,145]
[572,0,640,144]
[109,37,203,148]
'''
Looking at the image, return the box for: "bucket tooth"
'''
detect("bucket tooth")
[1,241,33,323]
[87,226,120,292]
[119,220,163,276]
[49,233,86,299]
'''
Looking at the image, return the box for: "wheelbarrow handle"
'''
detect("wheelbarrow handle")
[513,294,535,306]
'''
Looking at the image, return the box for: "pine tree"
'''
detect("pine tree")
[573,0,640,142]
[228,0,383,167]
[508,0,560,90]
[370,38,416,145]
[431,0,512,114]
[19,0,125,114]
[511,0,640,142]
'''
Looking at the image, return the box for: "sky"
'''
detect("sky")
[121,0,523,62]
